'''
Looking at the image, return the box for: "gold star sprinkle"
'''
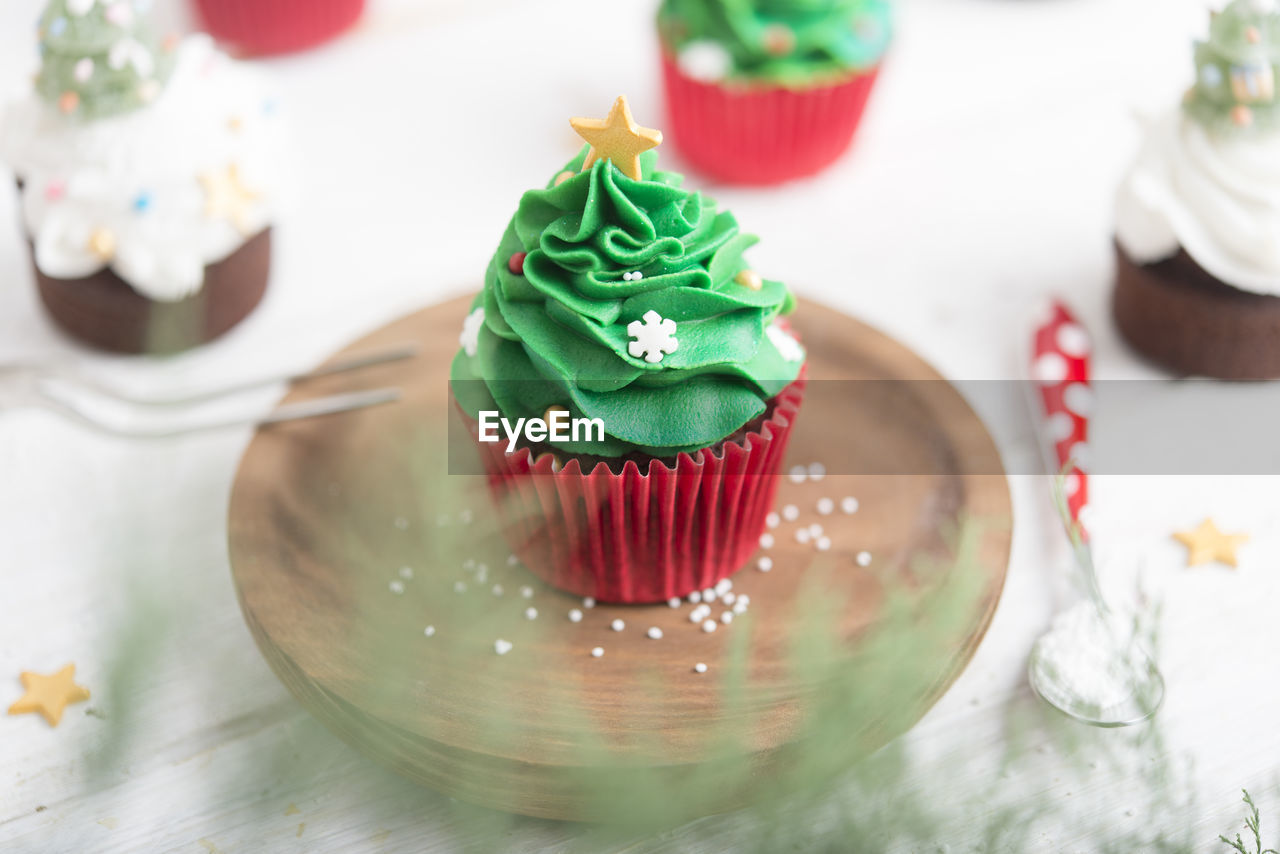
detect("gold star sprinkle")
[199,163,260,234]
[570,96,662,181]
[1173,518,1249,568]
[87,228,116,261]
[8,664,90,727]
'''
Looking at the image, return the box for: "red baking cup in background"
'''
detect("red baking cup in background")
[457,375,805,604]
[660,52,880,185]
[193,0,366,56]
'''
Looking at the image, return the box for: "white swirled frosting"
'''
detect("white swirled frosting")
[1116,107,1280,296]
[0,35,281,302]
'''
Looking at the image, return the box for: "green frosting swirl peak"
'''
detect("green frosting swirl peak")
[659,0,891,86]
[451,147,805,458]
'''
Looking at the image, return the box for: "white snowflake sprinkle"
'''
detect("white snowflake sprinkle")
[817,498,834,516]
[694,662,708,674]
[494,639,513,655]
[766,323,805,362]
[591,646,604,658]
[782,504,799,521]
[460,307,485,357]
[647,627,664,640]
[627,310,679,364]
[757,556,773,572]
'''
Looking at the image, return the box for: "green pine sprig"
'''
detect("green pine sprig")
[1221,790,1279,854]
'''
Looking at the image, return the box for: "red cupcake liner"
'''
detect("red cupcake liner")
[457,376,806,604]
[193,0,365,56]
[660,52,880,185]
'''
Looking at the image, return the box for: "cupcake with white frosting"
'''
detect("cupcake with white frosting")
[1,0,282,354]
[1114,0,1280,379]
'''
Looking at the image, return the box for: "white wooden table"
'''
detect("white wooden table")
[3,1,1278,851]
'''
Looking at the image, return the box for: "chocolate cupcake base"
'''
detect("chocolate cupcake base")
[32,229,272,355]
[1113,241,1280,380]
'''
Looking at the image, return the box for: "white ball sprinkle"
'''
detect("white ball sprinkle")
[737,595,750,606]
[399,566,414,580]
[759,533,775,549]
[520,586,534,599]
[808,462,826,481]
[788,465,807,484]
[702,619,717,633]
[611,618,625,632]
[694,662,708,674]
[525,607,538,620]
[394,516,409,530]
[463,558,476,570]
[757,556,773,572]
[796,529,811,544]
[816,536,832,552]
[507,554,519,566]
[722,592,736,605]
[583,597,596,609]
[715,578,732,595]
[841,496,859,514]
[689,591,703,604]
[817,498,834,516]
[856,551,873,567]
[591,646,604,658]
[733,600,748,615]
[494,639,512,655]
[782,504,800,521]
[569,609,583,623]
[720,611,734,625]
[492,584,504,597]
[389,580,405,594]
[475,565,488,583]
[647,627,664,640]
[436,514,450,527]
[668,597,682,608]
[765,512,780,529]
[808,523,823,537]
[424,625,436,637]
[702,588,717,603]
[453,581,467,594]
[690,605,710,622]
[459,509,473,524]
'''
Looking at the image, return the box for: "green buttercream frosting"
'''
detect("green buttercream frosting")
[658,0,891,87]
[36,0,175,122]
[451,147,805,459]
[1184,0,1280,134]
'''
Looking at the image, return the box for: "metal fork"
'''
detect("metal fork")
[0,344,415,439]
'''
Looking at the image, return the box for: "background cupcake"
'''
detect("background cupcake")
[1114,0,1280,379]
[451,97,807,603]
[658,0,891,185]
[1,0,282,354]
[192,0,366,57]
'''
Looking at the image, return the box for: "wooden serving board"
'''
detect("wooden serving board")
[227,295,1012,822]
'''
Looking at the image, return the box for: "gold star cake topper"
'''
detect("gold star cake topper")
[8,664,90,727]
[200,163,260,235]
[1173,518,1250,568]
[570,96,663,181]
